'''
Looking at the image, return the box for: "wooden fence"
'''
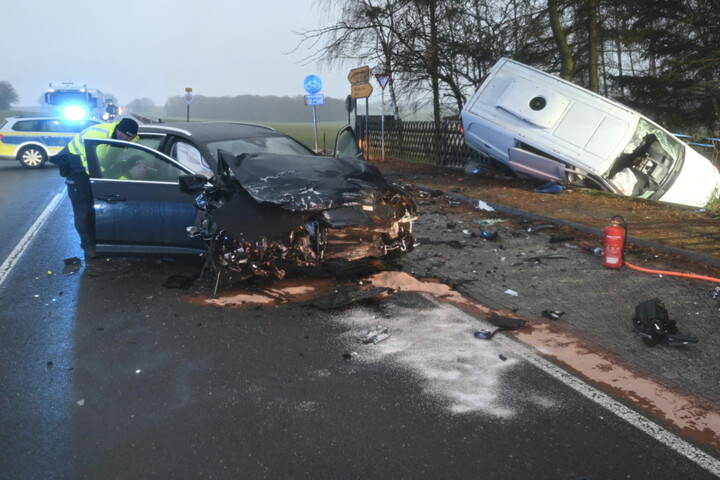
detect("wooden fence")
[355,115,720,171]
[355,116,506,174]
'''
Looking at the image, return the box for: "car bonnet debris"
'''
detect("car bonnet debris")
[632,298,698,347]
[189,151,418,281]
[361,326,391,344]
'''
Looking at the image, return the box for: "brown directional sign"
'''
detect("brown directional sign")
[347,66,370,84]
[351,82,373,99]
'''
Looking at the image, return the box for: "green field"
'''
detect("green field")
[0,110,349,153]
[266,121,350,152]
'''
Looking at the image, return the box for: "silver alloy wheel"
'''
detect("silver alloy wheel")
[18,146,47,169]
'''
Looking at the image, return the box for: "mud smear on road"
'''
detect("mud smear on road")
[193,278,337,307]
[514,322,720,450]
[191,271,492,310]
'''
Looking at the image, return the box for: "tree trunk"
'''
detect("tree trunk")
[429,3,441,124]
[588,0,600,92]
[548,0,574,80]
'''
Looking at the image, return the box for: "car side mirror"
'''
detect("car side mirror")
[178,174,208,194]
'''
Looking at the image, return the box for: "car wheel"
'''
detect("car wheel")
[18,146,48,169]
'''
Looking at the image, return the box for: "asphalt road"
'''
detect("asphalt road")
[0,161,718,479]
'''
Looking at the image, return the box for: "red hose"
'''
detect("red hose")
[624,260,720,284]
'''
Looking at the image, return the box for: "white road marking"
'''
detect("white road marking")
[498,334,720,477]
[0,192,64,290]
[339,293,720,477]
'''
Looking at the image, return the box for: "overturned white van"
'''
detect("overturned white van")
[460,57,720,207]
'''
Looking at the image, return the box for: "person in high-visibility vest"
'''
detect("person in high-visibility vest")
[51,118,139,258]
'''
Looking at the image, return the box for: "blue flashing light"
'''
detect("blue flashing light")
[63,105,88,120]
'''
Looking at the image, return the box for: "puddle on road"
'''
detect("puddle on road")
[188,270,720,451]
[514,323,720,450]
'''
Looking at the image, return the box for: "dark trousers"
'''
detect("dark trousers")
[66,172,95,251]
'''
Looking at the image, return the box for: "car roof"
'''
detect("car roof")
[138,122,282,142]
[5,116,97,121]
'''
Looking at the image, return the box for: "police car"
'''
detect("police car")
[0,116,99,169]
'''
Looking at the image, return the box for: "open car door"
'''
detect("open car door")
[83,138,204,255]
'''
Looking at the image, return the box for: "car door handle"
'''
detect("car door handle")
[97,194,127,203]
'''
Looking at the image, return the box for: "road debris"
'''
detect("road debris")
[632,298,698,347]
[62,257,82,275]
[488,312,526,329]
[542,309,566,320]
[476,200,495,212]
[549,234,574,243]
[533,181,565,194]
[163,272,200,289]
[361,326,391,344]
[474,327,501,340]
[512,254,568,266]
[526,223,555,233]
[310,285,390,310]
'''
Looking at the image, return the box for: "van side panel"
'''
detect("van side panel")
[584,116,631,159]
[462,58,638,174]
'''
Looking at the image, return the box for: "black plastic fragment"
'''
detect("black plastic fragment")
[632,298,698,347]
[488,312,525,330]
[163,272,200,289]
[542,309,566,320]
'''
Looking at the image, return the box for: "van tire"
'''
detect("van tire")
[18,146,47,169]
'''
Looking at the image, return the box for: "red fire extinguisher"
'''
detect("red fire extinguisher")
[603,215,627,269]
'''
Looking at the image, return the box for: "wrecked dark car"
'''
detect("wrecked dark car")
[180,150,417,280]
[81,123,417,280]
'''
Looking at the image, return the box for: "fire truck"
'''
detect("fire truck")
[44,82,114,120]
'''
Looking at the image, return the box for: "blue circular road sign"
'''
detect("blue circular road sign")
[304,75,323,94]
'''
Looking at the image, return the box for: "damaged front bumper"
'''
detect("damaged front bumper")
[195,188,417,279]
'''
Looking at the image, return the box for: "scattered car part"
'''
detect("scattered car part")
[488,312,525,329]
[632,298,698,347]
[541,309,566,320]
[474,328,500,340]
[533,181,564,193]
[362,326,391,344]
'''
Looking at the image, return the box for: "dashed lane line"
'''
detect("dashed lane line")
[0,192,64,290]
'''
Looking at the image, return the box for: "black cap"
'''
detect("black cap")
[116,118,138,136]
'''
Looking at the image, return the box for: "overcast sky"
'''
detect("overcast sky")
[5,0,361,106]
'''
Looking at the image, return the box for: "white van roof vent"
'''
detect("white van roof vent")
[496,77,569,129]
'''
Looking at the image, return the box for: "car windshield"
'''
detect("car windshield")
[206,135,314,160]
[604,118,685,198]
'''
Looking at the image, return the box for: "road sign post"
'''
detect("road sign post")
[183,88,194,122]
[376,74,391,162]
[347,66,373,157]
[303,75,323,152]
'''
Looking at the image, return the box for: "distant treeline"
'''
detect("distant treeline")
[163,94,350,122]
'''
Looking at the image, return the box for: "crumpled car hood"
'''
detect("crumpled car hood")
[226,153,389,211]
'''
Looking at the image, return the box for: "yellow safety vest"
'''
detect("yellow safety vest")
[67,121,138,173]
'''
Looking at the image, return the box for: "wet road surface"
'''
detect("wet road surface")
[1,163,719,479]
